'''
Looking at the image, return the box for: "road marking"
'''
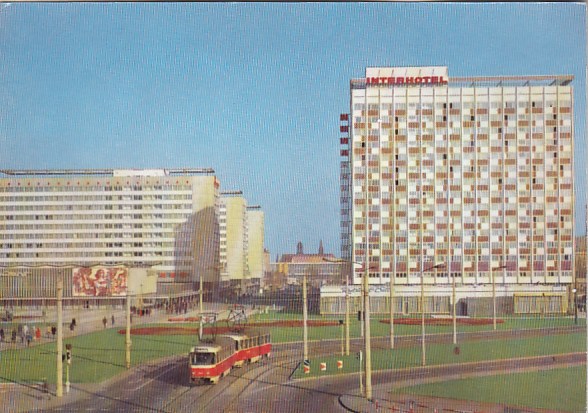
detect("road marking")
[126,363,178,391]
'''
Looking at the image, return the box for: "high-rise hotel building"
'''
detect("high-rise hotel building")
[0,168,221,298]
[336,66,574,311]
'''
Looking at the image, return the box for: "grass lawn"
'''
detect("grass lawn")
[290,332,585,379]
[393,366,586,413]
[248,312,583,343]
[0,327,198,384]
[0,314,583,385]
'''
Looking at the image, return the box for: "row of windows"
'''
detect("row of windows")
[357,100,572,110]
[0,212,193,221]
[352,270,573,279]
[0,185,193,193]
[0,223,178,233]
[0,204,194,213]
[0,241,176,249]
[235,333,270,351]
[1,251,173,259]
[0,194,192,203]
[362,112,571,122]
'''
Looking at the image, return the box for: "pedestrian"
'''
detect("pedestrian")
[35,326,41,341]
[46,325,52,338]
[102,316,107,328]
[111,314,115,326]
[11,329,16,343]
[51,325,56,338]
[0,327,4,342]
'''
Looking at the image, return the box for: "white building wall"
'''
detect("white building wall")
[0,169,220,285]
[247,209,265,281]
[219,196,248,287]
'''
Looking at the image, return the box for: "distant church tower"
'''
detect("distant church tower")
[296,241,304,255]
[318,240,324,255]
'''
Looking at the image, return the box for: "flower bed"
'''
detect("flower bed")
[118,320,340,335]
[379,318,504,326]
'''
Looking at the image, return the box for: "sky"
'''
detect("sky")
[0,2,585,258]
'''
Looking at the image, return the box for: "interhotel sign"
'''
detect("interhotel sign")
[366,76,447,86]
[364,66,449,87]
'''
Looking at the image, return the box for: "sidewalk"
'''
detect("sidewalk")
[0,301,249,350]
[339,386,564,413]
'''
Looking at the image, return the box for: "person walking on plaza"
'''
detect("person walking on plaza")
[0,327,4,342]
[102,316,107,329]
[35,326,41,341]
[111,314,115,326]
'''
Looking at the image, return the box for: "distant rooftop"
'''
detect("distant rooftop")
[0,168,215,177]
[351,74,573,89]
[278,253,336,264]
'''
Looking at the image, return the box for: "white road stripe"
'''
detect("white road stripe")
[126,363,178,391]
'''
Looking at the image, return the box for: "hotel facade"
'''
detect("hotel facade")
[323,66,575,315]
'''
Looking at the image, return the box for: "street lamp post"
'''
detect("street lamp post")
[421,263,444,366]
[198,265,220,341]
[323,258,350,356]
[56,277,63,397]
[363,261,372,400]
[420,267,425,366]
[340,319,344,356]
[322,257,371,397]
[390,268,395,349]
[492,264,507,331]
[199,271,204,341]
[452,270,457,345]
[345,275,350,356]
[303,272,308,363]
[125,291,131,369]
[573,288,578,325]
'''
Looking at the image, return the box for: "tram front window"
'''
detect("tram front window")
[192,352,215,365]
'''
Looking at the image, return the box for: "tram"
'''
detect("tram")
[189,329,271,384]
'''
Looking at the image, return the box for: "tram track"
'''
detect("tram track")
[210,355,296,413]
[159,352,295,413]
[35,325,584,413]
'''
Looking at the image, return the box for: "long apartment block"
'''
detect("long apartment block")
[0,169,221,292]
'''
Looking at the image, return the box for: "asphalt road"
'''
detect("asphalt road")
[34,326,585,413]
